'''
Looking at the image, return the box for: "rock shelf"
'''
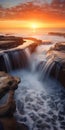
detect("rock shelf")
[0,71,26,130]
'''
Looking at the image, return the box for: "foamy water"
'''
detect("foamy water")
[10,43,65,130]
[11,69,65,130]
[1,28,65,130]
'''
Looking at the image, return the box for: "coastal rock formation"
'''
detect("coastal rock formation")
[49,32,65,38]
[0,72,29,130]
[0,71,20,117]
[47,42,65,87]
[0,71,20,99]
[0,35,24,50]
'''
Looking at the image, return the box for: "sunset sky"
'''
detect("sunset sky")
[0,0,65,29]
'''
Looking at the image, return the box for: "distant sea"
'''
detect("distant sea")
[0,28,65,43]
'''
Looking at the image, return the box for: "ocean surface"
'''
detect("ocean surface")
[0,28,65,42]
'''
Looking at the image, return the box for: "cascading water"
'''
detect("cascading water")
[0,38,65,130]
[9,44,65,130]
[3,53,12,72]
[0,49,30,72]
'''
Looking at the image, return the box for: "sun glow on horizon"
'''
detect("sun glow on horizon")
[0,20,43,29]
[0,20,65,30]
[29,21,44,29]
[30,23,39,29]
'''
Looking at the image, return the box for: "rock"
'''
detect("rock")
[27,38,42,53]
[0,71,21,130]
[17,122,29,130]
[0,90,16,117]
[47,42,65,87]
[0,117,17,130]
[0,35,24,50]
[0,71,20,99]
[0,71,28,130]
[49,32,65,38]
[0,118,29,130]
[0,121,4,130]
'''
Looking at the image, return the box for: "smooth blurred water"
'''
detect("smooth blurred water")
[1,27,65,130]
[10,42,65,130]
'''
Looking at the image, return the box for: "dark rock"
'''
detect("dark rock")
[0,91,16,117]
[0,71,20,99]
[49,32,65,38]
[0,117,17,130]
[17,122,29,130]
[0,121,4,130]
[0,118,29,130]
[0,35,24,50]
[0,71,20,130]
[47,42,65,87]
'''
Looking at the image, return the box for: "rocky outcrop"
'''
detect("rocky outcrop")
[49,32,65,38]
[0,72,20,99]
[51,42,65,52]
[47,42,65,87]
[0,72,29,130]
[0,35,24,50]
[0,71,20,117]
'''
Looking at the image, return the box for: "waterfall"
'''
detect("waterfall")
[3,53,12,72]
[55,59,62,79]
[0,41,65,130]
[0,49,30,72]
[0,42,58,81]
[40,57,55,80]
[27,49,55,80]
[0,44,62,80]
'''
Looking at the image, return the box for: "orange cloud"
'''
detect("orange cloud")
[0,1,65,28]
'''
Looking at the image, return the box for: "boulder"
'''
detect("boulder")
[0,71,20,99]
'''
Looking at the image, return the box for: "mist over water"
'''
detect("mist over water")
[1,28,65,130]
[10,42,65,130]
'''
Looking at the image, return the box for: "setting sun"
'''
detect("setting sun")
[29,22,43,29]
[31,23,38,29]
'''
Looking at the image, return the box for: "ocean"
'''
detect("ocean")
[0,28,65,44]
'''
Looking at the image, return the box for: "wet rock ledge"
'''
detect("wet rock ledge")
[0,72,28,130]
